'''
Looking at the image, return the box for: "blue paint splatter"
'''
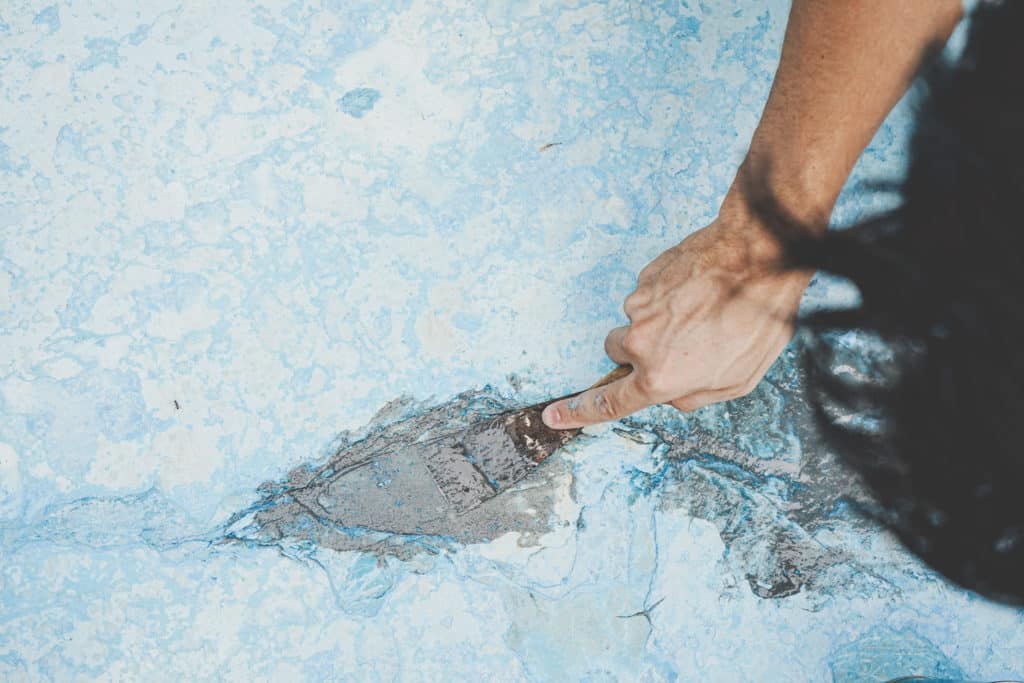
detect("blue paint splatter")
[33,6,60,34]
[452,312,480,332]
[0,138,15,173]
[305,67,335,88]
[338,88,381,118]
[673,16,701,40]
[127,24,150,46]
[79,38,121,71]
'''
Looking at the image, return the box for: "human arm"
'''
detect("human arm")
[542,0,964,429]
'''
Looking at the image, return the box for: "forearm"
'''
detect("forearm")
[544,1,971,428]
[731,0,963,229]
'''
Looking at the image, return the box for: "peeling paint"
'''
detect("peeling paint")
[1,0,1021,679]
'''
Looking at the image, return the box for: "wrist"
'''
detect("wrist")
[726,156,837,235]
[710,172,830,277]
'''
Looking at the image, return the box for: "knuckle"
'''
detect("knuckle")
[620,330,644,356]
[603,334,620,357]
[593,390,619,420]
[623,289,652,317]
[635,367,672,398]
[622,292,639,316]
[564,396,583,417]
[633,371,659,396]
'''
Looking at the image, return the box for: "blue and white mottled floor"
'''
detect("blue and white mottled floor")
[1,1,1022,680]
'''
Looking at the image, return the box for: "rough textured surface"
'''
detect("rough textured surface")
[1,0,1022,680]
[223,390,580,556]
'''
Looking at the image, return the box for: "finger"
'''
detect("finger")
[669,388,735,413]
[622,290,647,320]
[604,326,632,365]
[542,375,651,429]
[669,337,781,414]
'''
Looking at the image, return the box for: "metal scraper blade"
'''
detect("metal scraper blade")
[422,403,583,513]
[422,366,630,513]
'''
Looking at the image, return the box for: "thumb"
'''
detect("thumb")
[541,374,650,429]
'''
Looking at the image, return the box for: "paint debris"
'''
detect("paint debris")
[222,390,578,559]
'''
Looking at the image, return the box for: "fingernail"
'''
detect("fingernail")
[542,403,561,428]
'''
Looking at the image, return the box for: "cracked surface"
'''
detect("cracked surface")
[222,391,579,557]
[223,361,873,603]
[1,0,1021,679]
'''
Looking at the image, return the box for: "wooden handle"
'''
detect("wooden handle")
[588,364,632,389]
[540,365,632,409]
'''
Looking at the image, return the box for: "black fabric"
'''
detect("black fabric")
[770,1,1024,604]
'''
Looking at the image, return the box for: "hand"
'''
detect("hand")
[541,198,814,429]
[537,0,962,430]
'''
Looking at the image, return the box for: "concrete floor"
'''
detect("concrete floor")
[0,0,1021,680]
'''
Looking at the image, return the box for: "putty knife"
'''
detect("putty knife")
[422,365,631,513]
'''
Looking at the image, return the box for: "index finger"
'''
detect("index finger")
[541,374,651,429]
